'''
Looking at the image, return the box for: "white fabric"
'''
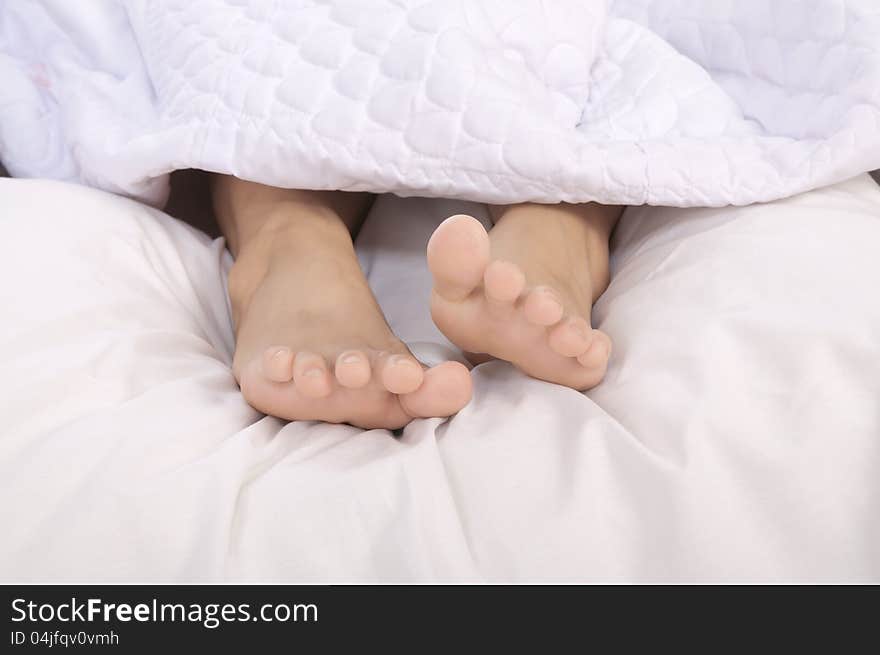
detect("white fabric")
[2,1,880,208]
[1,175,879,583]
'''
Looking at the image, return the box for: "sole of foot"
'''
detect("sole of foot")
[427,214,611,390]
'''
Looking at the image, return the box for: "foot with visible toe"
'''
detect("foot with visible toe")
[230,217,472,430]
[427,203,620,390]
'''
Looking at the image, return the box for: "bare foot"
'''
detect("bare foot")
[230,213,472,429]
[427,203,619,390]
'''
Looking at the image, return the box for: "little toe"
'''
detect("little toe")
[427,214,491,301]
[522,286,565,326]
[548,317,593,358]
[262,346,295,382]
[293,351,333,398]
[399,361,473,418]
[576,330,612,369]
[334,350,371,389]
[380,354,424,394]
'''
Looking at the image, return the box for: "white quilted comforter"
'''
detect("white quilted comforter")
[2,0,880,207]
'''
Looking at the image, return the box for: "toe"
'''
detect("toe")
[427,214,490,301]
[522,286,565,326]
[399,361,472,418]
[293,351,333,398]
[262,346,295,382]
[484,260,525,306]
[381,354,424,394]
[548,317,592,358]
[577,330,612,369]
[334,350,371,389]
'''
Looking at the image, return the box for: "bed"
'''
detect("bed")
[1,174,879,582]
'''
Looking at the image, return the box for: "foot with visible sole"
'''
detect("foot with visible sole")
[231,215,472,430]
[427,204,618,390]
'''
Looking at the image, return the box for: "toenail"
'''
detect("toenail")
[304,367,323,377]
[583,337,610,363]
[542,288,561,303]
[342,354,362,364]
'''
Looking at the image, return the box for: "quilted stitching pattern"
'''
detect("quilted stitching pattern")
[1,0,879,207]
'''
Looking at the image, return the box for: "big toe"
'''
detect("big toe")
[399,361,473,418]
[427,214,491,301]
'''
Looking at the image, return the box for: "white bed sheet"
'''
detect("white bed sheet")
[1,176,878,582]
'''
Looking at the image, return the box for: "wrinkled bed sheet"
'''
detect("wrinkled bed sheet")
[1,175,879,582]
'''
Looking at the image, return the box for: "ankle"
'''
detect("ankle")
[584,234,611,301]
[255,203,352,247]
[227,206,361,322]
[236,202,354,265]
[227,251,267,325]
